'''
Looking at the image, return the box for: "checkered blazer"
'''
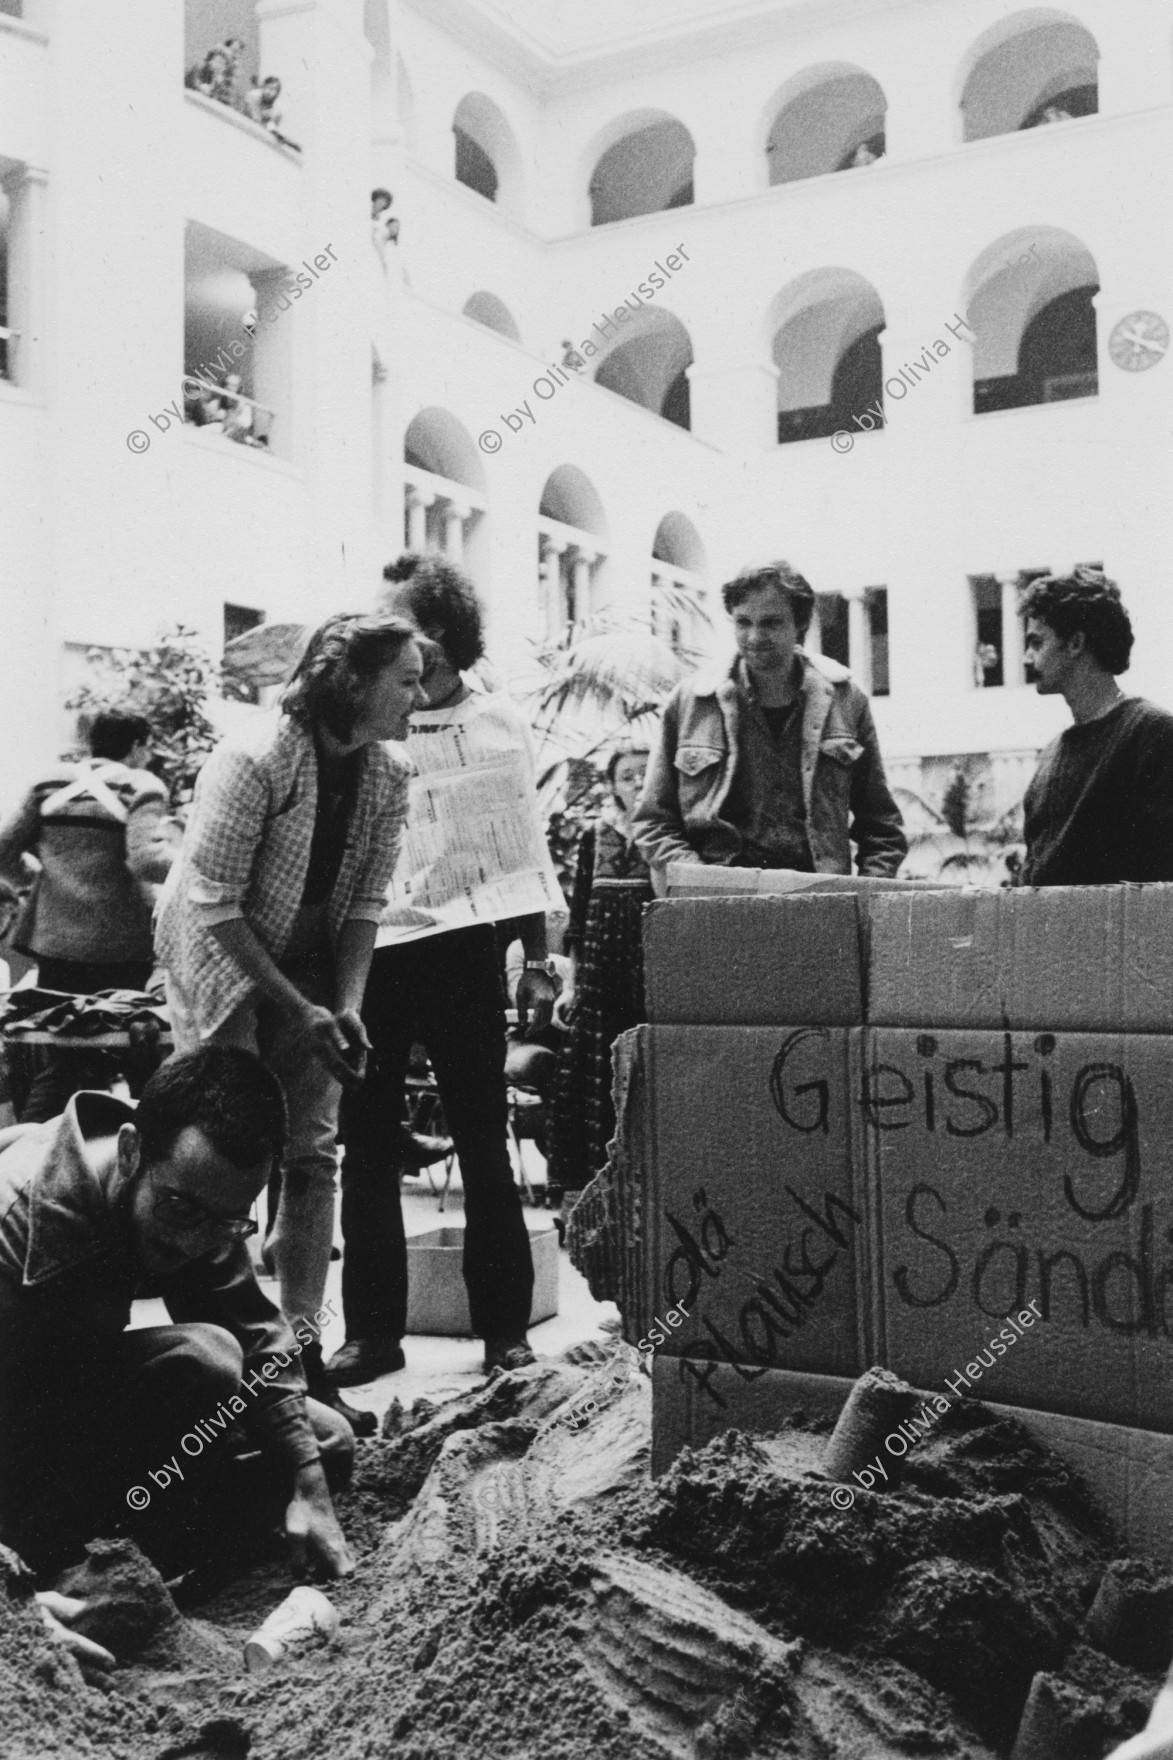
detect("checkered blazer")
[155,714,409,1034]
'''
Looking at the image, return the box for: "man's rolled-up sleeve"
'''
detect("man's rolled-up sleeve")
[166,1245,320,1474]
[181,750,270,927]
[348,757,409,922]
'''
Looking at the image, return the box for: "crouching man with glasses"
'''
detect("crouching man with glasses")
[0,1045,354,1624]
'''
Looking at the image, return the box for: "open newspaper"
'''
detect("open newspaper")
[375,701,565,946]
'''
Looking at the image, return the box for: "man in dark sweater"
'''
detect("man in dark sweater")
[1021,570,1173,885]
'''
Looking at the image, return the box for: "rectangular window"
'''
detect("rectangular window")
[184,224,285,455]
[815,593,849,668]
[970,575,1003,687]
[866,588,889,696]
[0,184,9,382]
[223,603,265,704]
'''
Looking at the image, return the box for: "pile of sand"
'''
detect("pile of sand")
[0,1350,1164,1760]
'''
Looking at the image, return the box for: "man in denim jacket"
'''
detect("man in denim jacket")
[634,562,906,883]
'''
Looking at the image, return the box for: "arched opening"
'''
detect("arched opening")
[652,512,705,575]
[959,11,1098,142]
[452,93,524,218]
[651,513,710,658]
[404,406,487,491]
[586,113,695,227]
[402,408,488,575]
[591,308,694,431]
[763,64,887,186]
[462,292,521,342]
[538,467,609,638]
[964,228,1098,414]
[768,269,886,444]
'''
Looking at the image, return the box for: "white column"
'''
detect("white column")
[847,594,869,690]
[257,0,377,602]
[805,600,823,655]
[442,500,469,563]
[569,548,596,624]
[406,485,434,552]
[1000,576,1024,687]
[2,165,48,394]
[539,533,567,637]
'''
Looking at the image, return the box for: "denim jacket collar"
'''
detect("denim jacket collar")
[690,647,852,702]
[21,1092,137,1289]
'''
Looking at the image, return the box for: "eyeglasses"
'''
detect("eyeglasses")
[149,1174,258,1241]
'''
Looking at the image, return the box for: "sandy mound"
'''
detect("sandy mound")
[0,1350,1163,1760]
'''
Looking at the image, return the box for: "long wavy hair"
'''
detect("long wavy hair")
[282,612,418,741]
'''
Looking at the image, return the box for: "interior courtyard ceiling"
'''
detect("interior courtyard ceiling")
[409,0,910,89]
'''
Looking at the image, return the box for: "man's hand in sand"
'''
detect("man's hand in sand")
[285,1463,354,1580]
[36,1592,116,1668]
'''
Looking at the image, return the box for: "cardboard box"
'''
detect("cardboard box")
[866,1028,1173,1433]
[665,863,934,900]
[613,1025,870,1385]
[868,885,1173,1033]
[643,894,864,1027]
[406,1225,559,1336]
[606,1018,1173,1434]
[651,1361,1173,1568]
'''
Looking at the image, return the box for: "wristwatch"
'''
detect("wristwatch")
[524,958,557,977]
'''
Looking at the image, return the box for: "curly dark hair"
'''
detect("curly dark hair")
[721,561,815,640]
[281,611,419,740]
[1021,568,1133,675]
[380,553,486,672]
[136,1046,286,1172]
[89,709,152,761]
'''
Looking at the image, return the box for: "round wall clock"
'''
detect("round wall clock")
[1108,311,1169,371]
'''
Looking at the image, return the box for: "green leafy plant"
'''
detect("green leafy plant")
[517,595,711,890]
[64,625,221,806]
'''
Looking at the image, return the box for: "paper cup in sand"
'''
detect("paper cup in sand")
[244,1585,339,1672]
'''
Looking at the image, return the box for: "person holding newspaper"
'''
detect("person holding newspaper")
[327,555,563,1387]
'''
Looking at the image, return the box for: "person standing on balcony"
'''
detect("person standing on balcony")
[633,560,907,886]
[155,614,426,1437]
[327,555,561,1389]
[1020,569,1173,884]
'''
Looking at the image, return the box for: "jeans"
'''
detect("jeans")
[167,970,341,1336]
[1,1320,351,1575]
[339,927,534,1343]
[19,956,153,1123]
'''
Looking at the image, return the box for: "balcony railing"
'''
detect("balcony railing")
[185,375,276,448]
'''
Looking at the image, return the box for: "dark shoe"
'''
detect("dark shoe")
[302,1342,378,1437]
[482,1338,536,1376]
[324,1337,405,1386]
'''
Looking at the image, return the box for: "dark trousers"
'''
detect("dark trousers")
[2,1320,351,1576]
[19,955,153,1123]
[339,926,534,1343]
